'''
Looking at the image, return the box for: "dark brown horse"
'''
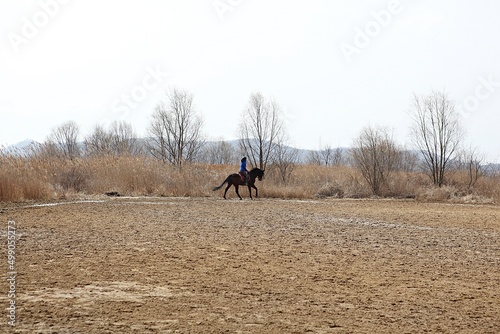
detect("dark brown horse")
[212,168,264,200]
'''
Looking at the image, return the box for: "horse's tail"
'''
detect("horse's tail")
[212,175,231,191]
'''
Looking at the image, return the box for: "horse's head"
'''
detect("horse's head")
[250,168,265,181]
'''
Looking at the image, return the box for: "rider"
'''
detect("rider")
[239,157,249,185]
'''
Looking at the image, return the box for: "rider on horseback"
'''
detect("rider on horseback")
[239,157,249,185]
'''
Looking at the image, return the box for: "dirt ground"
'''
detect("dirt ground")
[1,196,499,333]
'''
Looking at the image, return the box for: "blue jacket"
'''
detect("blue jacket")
[240,160,247,172]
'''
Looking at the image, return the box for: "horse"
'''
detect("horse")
[212,167,265,200]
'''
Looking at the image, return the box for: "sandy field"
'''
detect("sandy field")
[1,196,499,333]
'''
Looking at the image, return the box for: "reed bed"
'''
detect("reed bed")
[1,152,498,204]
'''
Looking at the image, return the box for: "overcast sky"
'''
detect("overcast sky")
[1,0,499,162]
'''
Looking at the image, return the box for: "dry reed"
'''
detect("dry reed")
[1,152,498,204]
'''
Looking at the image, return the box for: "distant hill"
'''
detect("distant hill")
[485,163,500,174]
[0,138,361,165]
[2,139,39,156]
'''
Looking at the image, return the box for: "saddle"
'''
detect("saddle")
[239,171,249,183]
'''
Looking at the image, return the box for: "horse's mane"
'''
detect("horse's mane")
[249,167,264,175]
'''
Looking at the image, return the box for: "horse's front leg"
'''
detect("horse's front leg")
[235,185,242,200]
[247,185,253,200]
[251,185,258,198]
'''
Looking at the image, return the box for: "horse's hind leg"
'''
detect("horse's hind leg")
[223,184,231,199]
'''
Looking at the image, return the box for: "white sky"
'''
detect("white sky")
[1,0,499,162]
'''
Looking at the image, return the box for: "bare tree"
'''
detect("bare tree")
[457,147,485,191]
[148,113,168,162]
[351,126,400,196]
[109,121,141,156]
[147,88,204,167]
[47,121,81,159]
[202,139,237,164]
[84,124,112,156]
[321,144,336,166]
[239,92,284,170]
[395,149,420,173]
[307,144,344,166]
[306,149,321,165]
[410,90,464,187]
[321,144,344,166]
[84,121,140,156]
[272,135,299,184]
[332,147,345,166]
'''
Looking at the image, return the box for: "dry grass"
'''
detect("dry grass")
[412,169,500,204]
[263,165,369,199]
[0,152,498,204]
[0,153,52,202]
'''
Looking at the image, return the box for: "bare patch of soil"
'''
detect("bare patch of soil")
[1,198,499,333]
